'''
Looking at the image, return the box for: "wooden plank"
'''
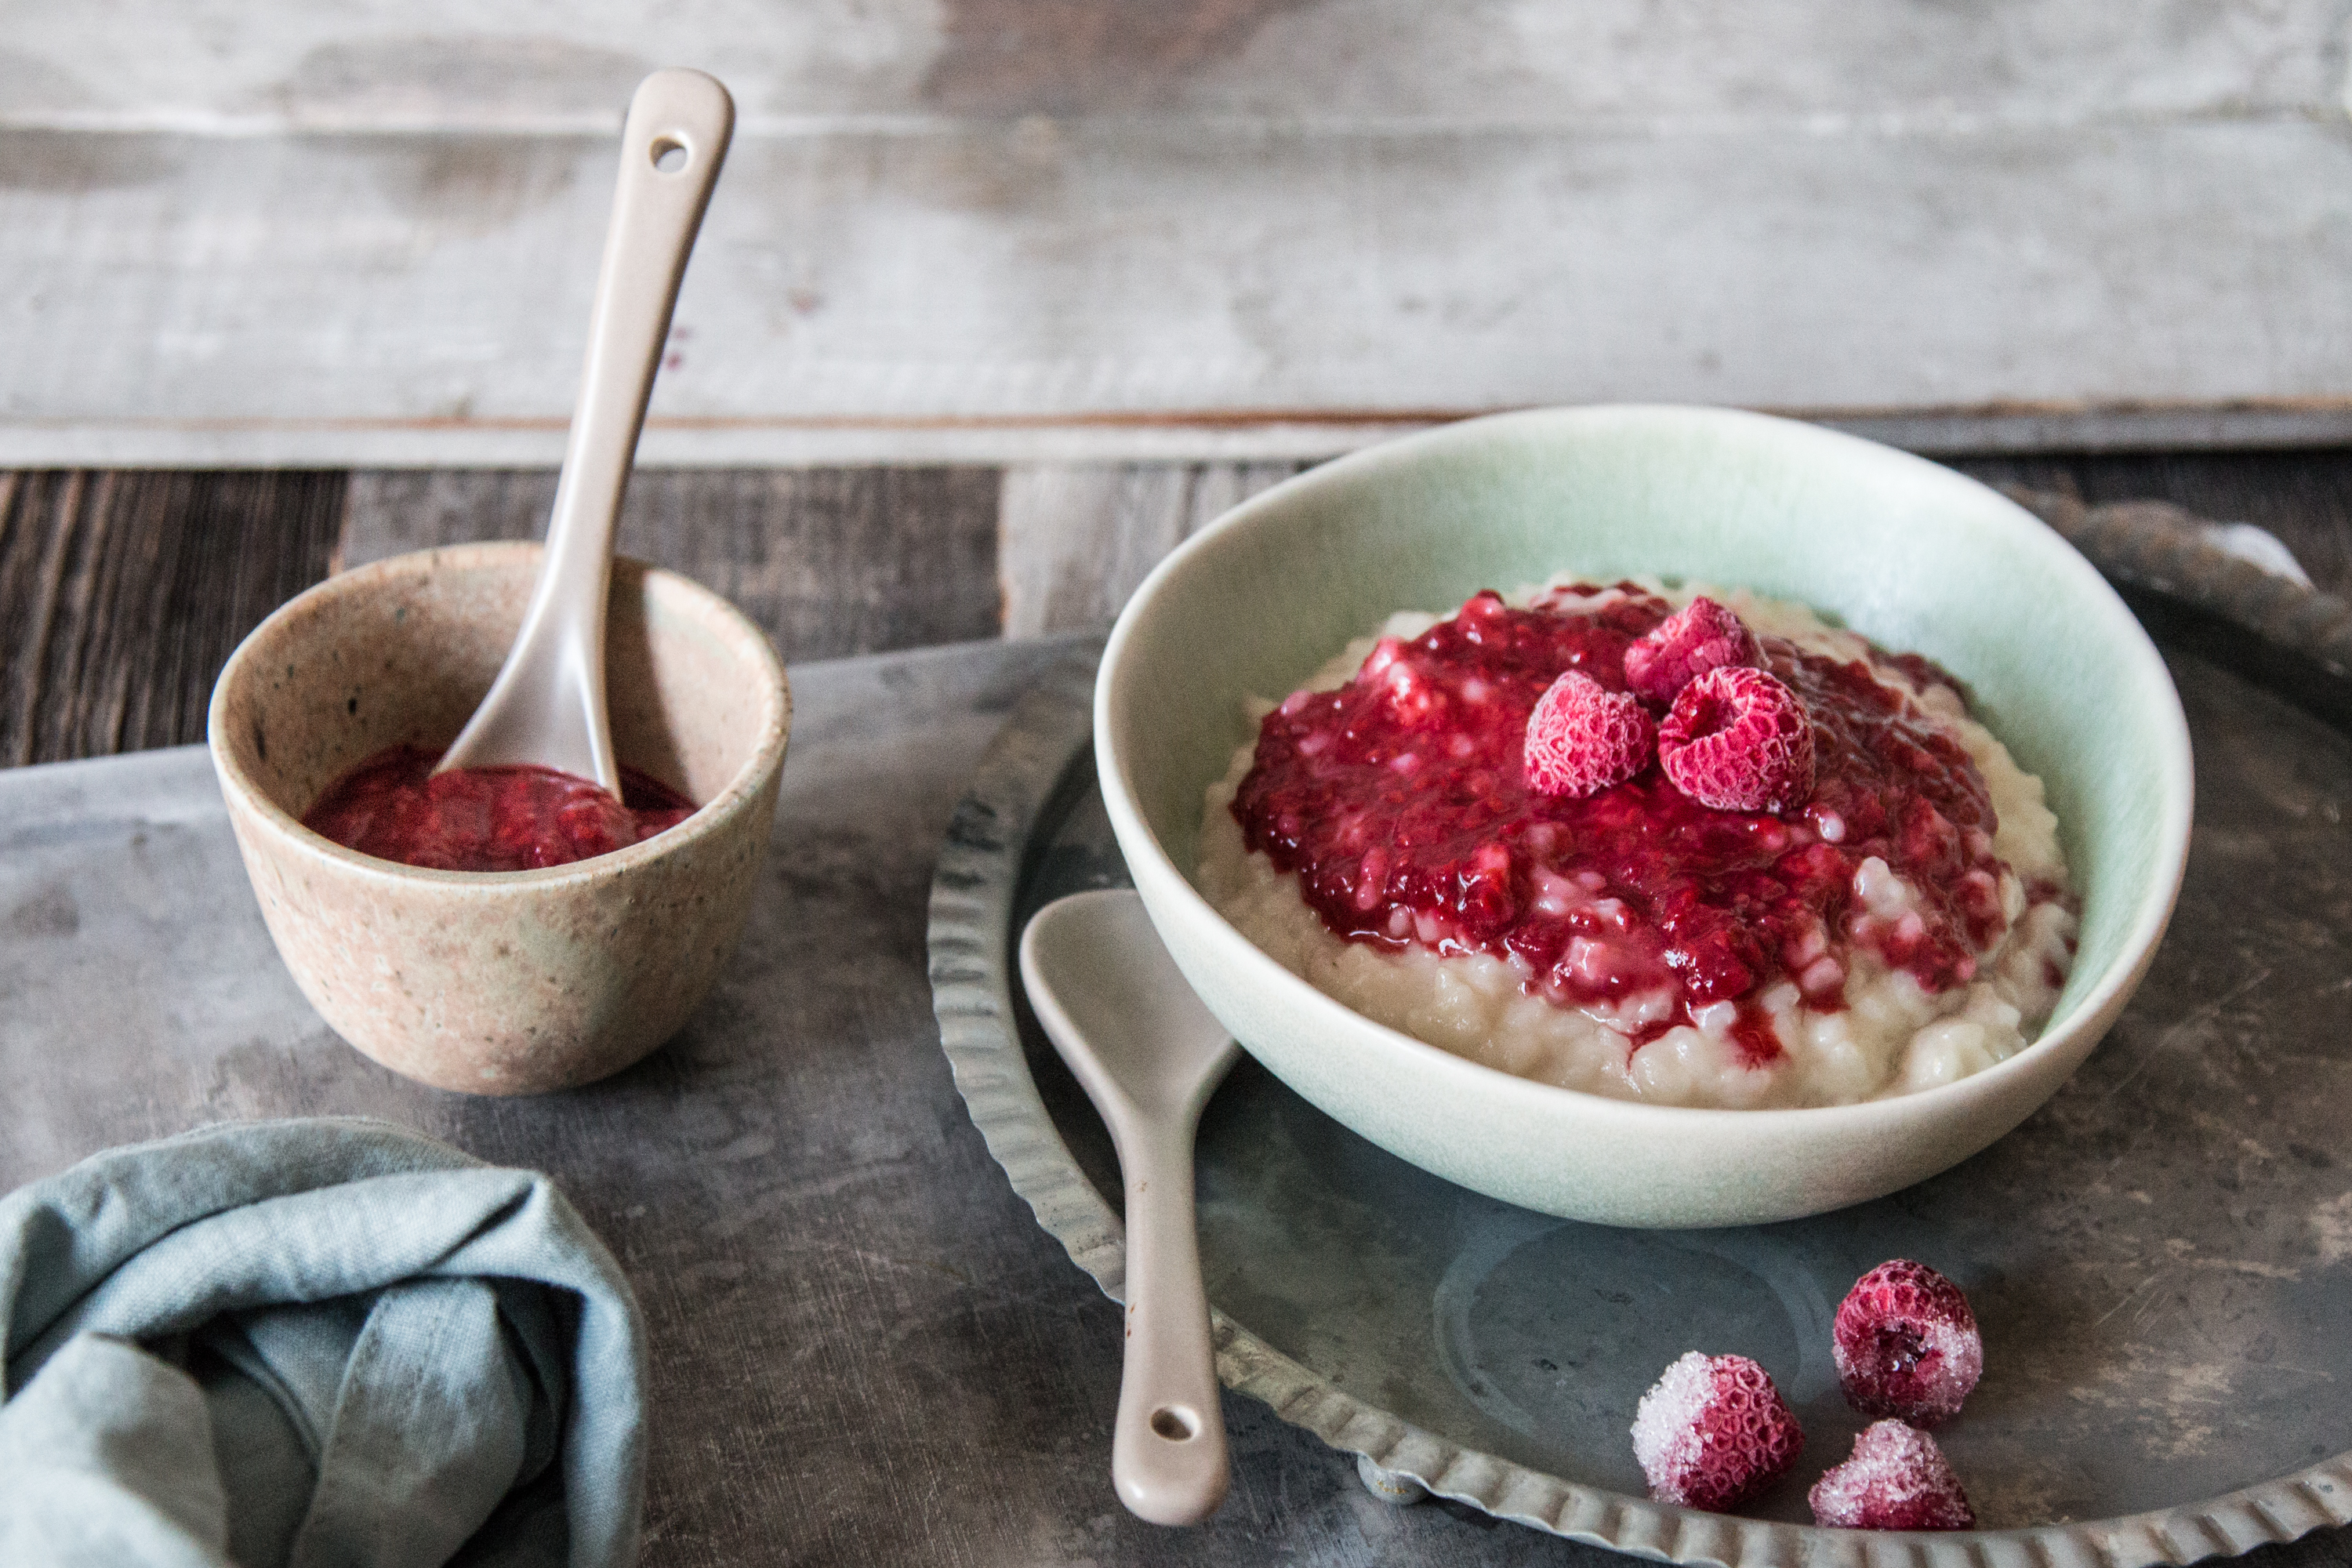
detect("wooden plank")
[5,451,2345,775]
[5,2,2337,131]
[1002,452,2352,644]
[3,5,2350,464]
[339,467,1002,662]
[5,122,2347,468]
[1952,451,2352,603]
[0,470,344,767]
[999,460,1303,637]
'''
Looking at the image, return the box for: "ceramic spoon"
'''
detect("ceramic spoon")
[1019,888,1240,1526]
[437,69,734,792]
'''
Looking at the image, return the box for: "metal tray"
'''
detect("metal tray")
[927,512,2352,1566]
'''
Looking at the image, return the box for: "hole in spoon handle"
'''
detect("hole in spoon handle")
[1149,1406,1200,1442]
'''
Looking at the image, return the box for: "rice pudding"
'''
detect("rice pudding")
[1197,579,2077,1109]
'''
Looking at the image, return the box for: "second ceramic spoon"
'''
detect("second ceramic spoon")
[1020,888,1239,1526]
[438,68,734,790]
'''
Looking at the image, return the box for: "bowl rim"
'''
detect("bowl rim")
[1094,403,2194,1130]
[207,539,791,891]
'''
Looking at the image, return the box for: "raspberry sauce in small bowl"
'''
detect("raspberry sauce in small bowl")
[303,745,696,874]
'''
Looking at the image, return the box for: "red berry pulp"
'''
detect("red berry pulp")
[302,744,696,873]
[1230,585,2008,1064]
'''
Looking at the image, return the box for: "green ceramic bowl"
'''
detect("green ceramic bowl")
[1095,405,2191,1228]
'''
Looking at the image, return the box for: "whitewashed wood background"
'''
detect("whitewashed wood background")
[3,2,2350,466]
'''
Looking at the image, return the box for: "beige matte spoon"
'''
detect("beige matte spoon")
[1020,888,1239,1526]
[438,69,734,791]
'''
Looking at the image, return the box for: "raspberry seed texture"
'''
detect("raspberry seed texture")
[1630,1352,1805,1512]
[1833,1259,1983,1426]
[1809,1420,1977,1530]
[1658,666,1817,813]
[1624,596,1761,706]
[1524,670,1657,797]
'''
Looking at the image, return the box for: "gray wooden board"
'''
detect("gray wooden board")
[0,634,1643,1566]
[4,451,2350,792]
[5,3,2352,466]
[998,460,1308,638]
[339,466,1002,662]
[989,457,2352,645]
[1958,456,2352,609]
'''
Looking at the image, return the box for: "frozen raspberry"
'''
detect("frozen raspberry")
[1624,596,1762,706]
[1833,1260,1983,1426]
[1630,1352,1804,1512]
[1809,1421,1976,1530]
[1657,666,1815,813]
[1523,670,1656,797]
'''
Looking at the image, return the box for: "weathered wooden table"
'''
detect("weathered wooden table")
[9,5,2352,466]
[2,452,2350,1566]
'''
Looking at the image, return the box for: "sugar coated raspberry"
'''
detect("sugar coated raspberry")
[1833,1259,1983,1426]
[1524,670,1656,797]
[1657,666,1816,813]
[1630,1352,1804,1512]
[1624,596,1762,706]
[1809,1421,1976,1530]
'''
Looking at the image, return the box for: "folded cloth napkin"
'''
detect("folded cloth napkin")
[0,1119,645,1568]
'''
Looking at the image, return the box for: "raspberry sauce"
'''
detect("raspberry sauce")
[1229,586,2007,1064]
[303,744,695,873]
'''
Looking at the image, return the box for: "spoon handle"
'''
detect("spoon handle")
[1111,1112,1232,1526]
[545,69,732,604]
[440,69,733,790]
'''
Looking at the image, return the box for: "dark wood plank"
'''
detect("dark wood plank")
[1951,448,2352,600]
[5,452,2347,779]
[0,470,344,768]
[339,468,1002,663]
[999,460,1309,636]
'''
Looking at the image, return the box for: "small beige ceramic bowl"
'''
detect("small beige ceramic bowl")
[1098,405,2192,1228]
[209,542,789,1094]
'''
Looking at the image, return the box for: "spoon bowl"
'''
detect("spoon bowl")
[1020,889,1238,1526]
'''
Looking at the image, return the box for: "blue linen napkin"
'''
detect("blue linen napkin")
[0,1119,645,1568]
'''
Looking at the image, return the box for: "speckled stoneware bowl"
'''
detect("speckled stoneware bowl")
[1097,405,2192,1228]
[209,542,789,1094]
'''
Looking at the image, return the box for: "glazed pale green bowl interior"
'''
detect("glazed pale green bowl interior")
[1098,406,2191,1226]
